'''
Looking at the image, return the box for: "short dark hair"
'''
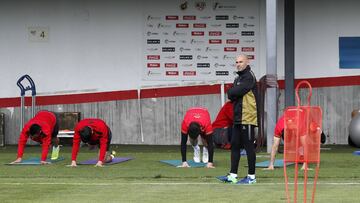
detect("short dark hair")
[29,124,41,136]
[188,122,201,139]
[79,126,92,143]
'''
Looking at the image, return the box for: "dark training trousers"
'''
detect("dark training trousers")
[230,124,256,175]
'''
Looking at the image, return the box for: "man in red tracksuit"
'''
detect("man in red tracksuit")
[212,101,234,149]
[264,113,326,170]
[70,118,113,167]
[179,107,215,168]
[11,110,59,164]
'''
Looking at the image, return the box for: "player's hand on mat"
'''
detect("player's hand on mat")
[177,161,190,168]
[10,158,22,164]
[205,162,215,168]
[263,165,275,170]
[95,161,104,167]
[40,161,51,165]
[70,160,77,167]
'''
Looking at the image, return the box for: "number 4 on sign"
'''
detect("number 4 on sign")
[40,31,45,38]
[28,26,49,42]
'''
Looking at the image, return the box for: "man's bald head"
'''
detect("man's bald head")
[235,54,249,71]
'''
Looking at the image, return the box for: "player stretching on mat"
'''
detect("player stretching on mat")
[264,114,326,170]
[11,111,60,164]
[70,118,114,167]
[179,107,215,168]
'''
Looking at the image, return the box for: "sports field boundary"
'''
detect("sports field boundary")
[1,182,360,186]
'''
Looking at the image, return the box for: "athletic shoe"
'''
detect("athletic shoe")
[111,150,116,159]
[225,174,238,184]
[51,146,60,160]
[237,176,256,185]
[193,145,201,163]
[202,147,209,163]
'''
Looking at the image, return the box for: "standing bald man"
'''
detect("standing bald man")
[222,54,259,184]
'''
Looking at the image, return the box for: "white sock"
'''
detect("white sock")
[248,174,255,179]
[229,173,237,178]
[193,145,200,150]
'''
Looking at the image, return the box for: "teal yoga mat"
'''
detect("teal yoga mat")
[6,157,65,165]
[255,159,294,168]
[160,160,206,167]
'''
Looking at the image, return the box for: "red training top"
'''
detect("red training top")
[181,107,213,136]
[274,115,285,138]
[211,101,234,129]
[71,118,110,162]
[17,111,57,161]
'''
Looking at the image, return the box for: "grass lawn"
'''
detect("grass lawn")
[0,145,359,203]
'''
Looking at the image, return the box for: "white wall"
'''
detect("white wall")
[294,0,360,78]
[1,0,360,98]
[0,0,143,97]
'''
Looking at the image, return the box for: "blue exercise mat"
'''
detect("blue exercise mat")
[6,157,65,165]
[255,159,294,168]
[160,160,206,167]
[353,151,360,156]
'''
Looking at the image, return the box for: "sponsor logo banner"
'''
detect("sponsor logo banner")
[179,55,193,60]
[209,31,222,36]
[147,70,161,76]
[241,31,255,36]
[226,39,239,44]
[147,15,161,20]
[147,63,160,68]
[241,47,255,52]
[165,63,178,68]
[197,63,210,68]
[183,15,196,20]
[144,3,258,81]
[191,31,205,36]
[166,15,179,20]
[147,55,160,60]
[213,3,237,10]
[193,23,206,28]
[226,23,239,28]
[247,55,255,59]
[215,15,229,20]
[164,39,176,44]
[197,55,209,59]
[209,39,222,44]
[176,23,189,28]
[183,71,196,76]
[166,71,179,76]
[216,71,229,76]
[200,71,212,75]
[243,23,255,28]
[224,47,237,52]
[147,39,160,44]
[162,47,175,52]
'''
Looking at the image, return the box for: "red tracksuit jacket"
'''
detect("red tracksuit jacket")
[71,118,110,162]
[17,111,57,161]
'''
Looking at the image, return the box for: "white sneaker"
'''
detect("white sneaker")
[193,145,201,163]
[202,147,209,163]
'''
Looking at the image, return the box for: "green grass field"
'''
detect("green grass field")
[0,145,360,203]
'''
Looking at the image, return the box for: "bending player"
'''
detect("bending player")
[179,107,215,168]
[11,110,60,164]
[70,118,114,167]
[265,114,326,170]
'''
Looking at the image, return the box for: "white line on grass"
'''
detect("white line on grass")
[1,182,360,186]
